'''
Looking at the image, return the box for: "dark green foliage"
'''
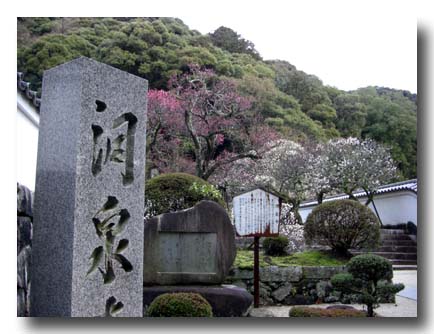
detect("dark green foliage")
[262,236,289,256]
[333,93,367,137]
[147,292,213,317]
[347,254,394,283]
[18,33,96,92]
[406,221,417,235]
[304,200,381,255]
[236,74,327,140]
[359,87,417,179]
[17,18,417,178]
[144,173,225,217]
[209,26,261,60]
[289,306,367,317]
[331,254,405,317]
[269,61,329,109]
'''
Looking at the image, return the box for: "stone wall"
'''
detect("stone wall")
[225,265,347,306]
[17,183,33,316]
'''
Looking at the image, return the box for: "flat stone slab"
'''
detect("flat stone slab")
[143,201,236,285]
[143,285,253,317]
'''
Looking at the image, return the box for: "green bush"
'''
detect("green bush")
[331,254,404,317]
[347,253,393,283]
[144,173,225,217]
[263,236,289,256]
[304,200,381,255]
[289,306,367,317]
[147,292,213,317]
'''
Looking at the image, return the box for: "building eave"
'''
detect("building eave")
[300,179,417,208]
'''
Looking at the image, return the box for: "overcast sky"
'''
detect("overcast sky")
[179,0,417,93]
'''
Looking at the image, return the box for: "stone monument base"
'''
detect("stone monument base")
[143,284,253,317]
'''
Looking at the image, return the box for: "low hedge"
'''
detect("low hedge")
[289,306,367,317]
[147,292,213,317]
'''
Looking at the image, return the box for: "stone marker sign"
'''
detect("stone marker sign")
[30,57,148,317]
[143,201,236,285]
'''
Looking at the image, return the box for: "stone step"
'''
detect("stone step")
[375,252,417,260]
[393,264,418,271]
[381,240,416,246]
[389,259,418,266]
[377,245,417,253]
[351,252,417,260]
[381,234,414,241]
[381,229,405,235]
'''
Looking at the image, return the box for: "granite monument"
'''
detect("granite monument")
[30,57,148,317]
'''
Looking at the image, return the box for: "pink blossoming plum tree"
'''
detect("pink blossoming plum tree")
[147,64,279,180]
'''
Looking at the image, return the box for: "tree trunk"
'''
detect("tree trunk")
[184,109,203,178]
[367,303,374,317]
[316,191,324,204]
[370,198,383,226]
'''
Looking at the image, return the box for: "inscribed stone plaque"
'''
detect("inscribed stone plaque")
[159,232,218,274]
[143,201,236,285]
[30,57,148,317]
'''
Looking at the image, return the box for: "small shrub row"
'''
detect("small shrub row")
[289,306,367,317]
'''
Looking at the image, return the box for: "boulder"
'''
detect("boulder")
[271,283,293,302]
[143,201,236,285]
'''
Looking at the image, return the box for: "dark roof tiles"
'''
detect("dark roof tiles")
[301,179,417,207]
[17,72,41,109]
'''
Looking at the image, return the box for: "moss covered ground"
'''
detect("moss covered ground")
[233,250,348,269]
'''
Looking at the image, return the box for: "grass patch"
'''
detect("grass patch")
[233,250,348,269]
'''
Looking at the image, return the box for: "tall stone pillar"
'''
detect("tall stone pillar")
[30,57,148,317]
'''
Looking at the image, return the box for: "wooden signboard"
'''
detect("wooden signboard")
[233,188,281,237]
[233,188,282,307]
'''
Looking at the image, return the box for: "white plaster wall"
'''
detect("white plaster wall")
[367,192,417,225]
[16,92,39,190]
[299,206,312,224]
[299,191,417,226]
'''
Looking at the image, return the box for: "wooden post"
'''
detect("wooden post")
[253,236,260,308]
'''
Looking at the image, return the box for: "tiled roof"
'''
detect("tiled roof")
[301,179,417,207]
[17,72,41,110]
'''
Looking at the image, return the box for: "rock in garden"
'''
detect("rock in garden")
[143,200,236,285]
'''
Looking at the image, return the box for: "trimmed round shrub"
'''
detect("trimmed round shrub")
[304,200,380,255]
[263,236,289,256]
[347,254,393,283]
[331,254,404,317]
[144,173,225,217]
[147,292,213,317]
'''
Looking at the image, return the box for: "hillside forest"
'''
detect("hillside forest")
[17,17,417,200]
